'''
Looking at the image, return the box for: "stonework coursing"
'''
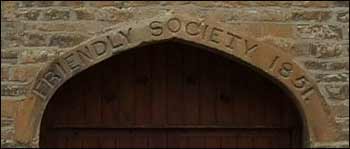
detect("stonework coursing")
[1,1,349,148]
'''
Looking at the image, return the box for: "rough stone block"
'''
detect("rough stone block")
[49,33,89,48]
[303,60,349,71]
[296,24,343,40]
[9,65,41,82]
[1,84,27,97]
[291,10,332,22]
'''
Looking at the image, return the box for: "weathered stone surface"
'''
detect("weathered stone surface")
[292,10,332,22]
[227,23,295,39]
[18,48,59,64]
[334,1,350,7]
[1,99,22,118]
[342,23,349,40]
[337,10,349,23]
[321,84,349,101]
[55,1,85,7]
[1,21,25,48]
[1,66,9,81]
[17,1,55,8]
[1,49,19,64]
[297,24,343,40]
[1,84,27,97]
[9,65,41,82]
[15,9,41,21]
[303,60,349,71]
[1,1,349,148]
[42,8,71,21]
[332,104,349,118]
[74,8,96,20]
[49,33,89,48]
[292,41,349,58]
[13,13,337,148]
[313,72,349,83]
[336,117,349,131]
[96,7,133,22]
[23,32,48,47]
[226,8,291,22]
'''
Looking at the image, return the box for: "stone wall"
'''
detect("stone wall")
[1,1,349,148]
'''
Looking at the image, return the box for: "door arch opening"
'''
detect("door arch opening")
[40,41,303,148]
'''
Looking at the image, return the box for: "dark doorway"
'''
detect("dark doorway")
[40,42,302,148]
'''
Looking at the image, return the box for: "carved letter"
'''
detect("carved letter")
[292,76,315,101]
[44,63,65,87]
[33,79,52,100]
[225,32,242,50]
[167,17,181,33]
[185,21,201,36]
[244,39,258,55]
[119,27,132,43]
[63,52,81,72]
[201,24,208,40]
[149,21,163,36]
[107,34,123,49]
[91,41,107,57]
[269,56,280,71]
[76,46,94,64]
[279,62,293,78]
[209,27,223,44]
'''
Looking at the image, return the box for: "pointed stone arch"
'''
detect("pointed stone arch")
[15,13,339,147]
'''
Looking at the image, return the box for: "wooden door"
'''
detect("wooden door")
[40,42,303,148]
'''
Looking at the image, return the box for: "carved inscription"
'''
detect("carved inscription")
[269,55,315,101]
[33,27,133,100]
[33,79,52,99]
[209,27,224,44]
[244,39,258,55]
[63,52,82,73]
[149,17,255,55]
[279,62,293,78]
[226,32,242,50]
[292,76,315,101]
[33,16,318,104]
[185,21,201,36]
[167,18,181,33]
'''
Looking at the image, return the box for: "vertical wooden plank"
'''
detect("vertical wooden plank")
[183,47,200,125]
[119,51,136,125]
[84,67,102,125]
[117,135,133,148]
[205,136,221,148]
[237,135,254,148]
[166,45,184,125]
[83,136,100,148]
[133,135,148,148]
[100,136,116,148]
[56,136,67,148]
[167,131,186,148]
[135,47,152,125]
[151,47,167,126]
[232,70,251,127]
[254,135,272,148]
[247,74,266,127]
[221,136,236,148]
[67,135,82,148]
[60,83,76,126]
[187,136,205,148]
[199,51,217,125]
[149,131,166,148]
[216,57,234,125]
[100,58,120,126]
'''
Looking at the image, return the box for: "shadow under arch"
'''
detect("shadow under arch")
[14,13,338,147]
